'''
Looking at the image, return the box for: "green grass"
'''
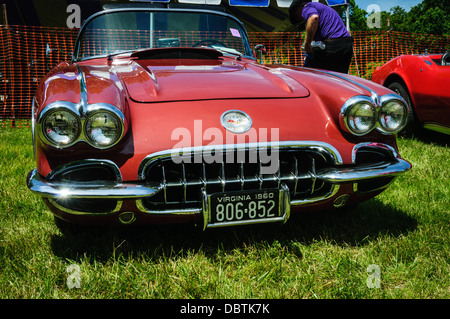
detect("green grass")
[0,127,448,299]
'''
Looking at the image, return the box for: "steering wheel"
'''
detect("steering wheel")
[441,51,450,66]
[192,39,227,48]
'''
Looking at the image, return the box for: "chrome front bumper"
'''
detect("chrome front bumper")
[27,158,411,201]
[27,141,412,228]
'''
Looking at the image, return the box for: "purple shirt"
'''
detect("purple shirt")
[302,2,350,41]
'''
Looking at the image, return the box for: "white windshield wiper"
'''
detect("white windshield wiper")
[106,49,137,61]
[210,45,243,61]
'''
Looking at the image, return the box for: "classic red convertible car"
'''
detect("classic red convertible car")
[27,6,411,230]
[372,52,450,135]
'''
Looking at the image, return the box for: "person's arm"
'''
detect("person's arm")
[302,14,319,53]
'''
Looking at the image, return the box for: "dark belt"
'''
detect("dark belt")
[324,36,353,43]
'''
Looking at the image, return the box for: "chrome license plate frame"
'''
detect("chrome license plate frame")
[202,185,290,230]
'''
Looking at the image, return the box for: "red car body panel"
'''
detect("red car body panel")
[34,56,396,179]
[372,54,450,133]
[27,7,411,229]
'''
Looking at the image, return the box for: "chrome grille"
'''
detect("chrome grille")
[139,144,340,212]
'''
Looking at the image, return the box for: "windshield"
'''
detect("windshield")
[75,8,253,60]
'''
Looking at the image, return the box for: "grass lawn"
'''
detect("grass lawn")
[0,127,448,301]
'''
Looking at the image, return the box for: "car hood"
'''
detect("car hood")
[112,57,310,102]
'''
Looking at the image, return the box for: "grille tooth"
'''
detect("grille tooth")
[239,161,244,190]
[276,159,281,189]
[309,156,317,195]
[181,162,187,203]
[140,147,336,212]
[292,156,299,194]
[220,162,226,192]
[258,161,264,189]
[161,162,167,205]
[201,162,207,190]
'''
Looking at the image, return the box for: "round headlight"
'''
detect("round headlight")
[85,111,123,148]
[42,110,80,146]
[379,100,407,133]
[346,102,376,135]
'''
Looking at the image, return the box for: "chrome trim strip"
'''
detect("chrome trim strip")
[311,69,379,99]
[291,185,340,206]
[423,123,450,135]
[352,178,395,194]
[135,200,201,216]
[76,64,88,112]
[46,159,122,182]
[351,142,399,163]
[31,98,36,159]
[27,169,160,199]
[48,198,123,216]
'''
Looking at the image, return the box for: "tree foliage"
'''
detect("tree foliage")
[347,0,450,35]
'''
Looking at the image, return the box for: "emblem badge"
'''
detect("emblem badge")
[220,110,252,134]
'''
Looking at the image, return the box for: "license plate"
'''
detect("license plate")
[202,187,290,229]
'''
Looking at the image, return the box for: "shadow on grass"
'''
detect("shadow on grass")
[50,198,417,263]
[403,127,449,147]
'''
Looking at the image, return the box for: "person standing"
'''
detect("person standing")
[289,0,353,73]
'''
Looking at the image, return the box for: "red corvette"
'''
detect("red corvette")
[372,52,450,135]
[27,6,411,230]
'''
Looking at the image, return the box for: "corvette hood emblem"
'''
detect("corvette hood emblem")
[221,110,252,134]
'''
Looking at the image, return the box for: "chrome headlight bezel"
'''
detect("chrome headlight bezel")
[42,109,81,147]
[36,101,125,149]
[340,96,377,136]
[84,107,124,149]
[340,94,409,136]
[377,94,409,134]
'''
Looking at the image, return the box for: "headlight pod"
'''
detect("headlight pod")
[378,95,408,133]
[37,102,124,149]
[42,109,81,147]
[340,96,377,136]
[85,111,123,148]
[341,94,408,136]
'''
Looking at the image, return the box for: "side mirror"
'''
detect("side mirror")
[253,44,266,64]
[45,43,70,70]
[45,43,52,58]
[441,51,450,66]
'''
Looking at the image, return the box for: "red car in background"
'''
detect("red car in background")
[27,6,411,230]
[372,52,450,135]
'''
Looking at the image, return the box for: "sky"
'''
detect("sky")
[353,0,423,12]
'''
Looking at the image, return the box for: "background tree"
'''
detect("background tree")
[405,0,450,35]
[347,0,450,35]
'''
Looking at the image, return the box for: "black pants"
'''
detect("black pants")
[306,37,354,74]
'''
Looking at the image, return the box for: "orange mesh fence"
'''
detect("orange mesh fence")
[252,31,450,78]
[1,25,77,128]
[1,25,449,128]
